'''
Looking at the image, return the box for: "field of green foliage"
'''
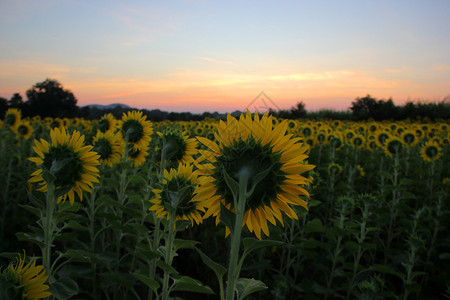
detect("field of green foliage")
[1,108,449,300]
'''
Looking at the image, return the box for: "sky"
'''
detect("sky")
[1,0,449,113]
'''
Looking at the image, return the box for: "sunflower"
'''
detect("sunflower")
[12,120,34,140]
[401,129,419,147]
[327,163,343,176]
[375,131,390,148]
[383,137,403,157]
[3,108,21,129]
[92,130,124,167]
[356,165,365,177]
[129,142,150,167]
[28,127,101,205]
[149,163,204,227]
[119,110,153,151]
[98,113,118,133]
[49,118,64,130]
[155,129,197,167]
[420,140,442,162]
[0,251,52,299]
[194,111,315,239]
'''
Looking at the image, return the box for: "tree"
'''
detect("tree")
[350,95,378,120]
[8,93,24,108]
[290,101,307,118]
[0,97,7,118]
[24,79,78,118]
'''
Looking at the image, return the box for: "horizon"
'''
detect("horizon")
[1,1,449,114]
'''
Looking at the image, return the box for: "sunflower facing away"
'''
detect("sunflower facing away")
[92,130,124,167]
[194,111,315,239]
[28,127,101,205]
[98,113,118,133]
[0,251,51,299]
[119,110,153,151]
[149,163,204,227]
[3,108,22,129]
[420,140,442,162]
[156,129,198,167]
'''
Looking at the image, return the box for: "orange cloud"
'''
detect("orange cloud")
[431,64,450,71]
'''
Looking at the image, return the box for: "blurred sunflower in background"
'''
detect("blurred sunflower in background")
[0,251,51,299]
[194,111,315,239]
[156,129,197,168]
[92,130,124,167]
[401,129,419,147]
[327,162,343,176]
[149,163,204,227]
[3,108,21,129]
[98,113,118,133]
[420,140,442,162]
[383,137,403,157]
[119,110,153,151]
[12,120,34,140]
[28,127,101,205]
[129,142,150,167]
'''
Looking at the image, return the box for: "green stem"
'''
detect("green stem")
[43,183,57,276]
[162,215,176,300]
[225,172,248,300]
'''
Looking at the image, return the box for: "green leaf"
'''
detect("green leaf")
[64,220,88,232]
[173,239,199,252]
[135,247,161,263]
[309,200,322,207]
[304,218,326,233]
[16,231,45,248]
[242,238,284,257]
[222,167,239,201]
[50,276,79,300]
[18,204,41,218]
[371,264,403,279]
[156,260,178,275]
[235,278,267,300]
[219,202,236,233]
[99,272,136,289]
[194,247,227,282]
[128,174,146,185]
[172,276,215,294]
[132,273,160,292]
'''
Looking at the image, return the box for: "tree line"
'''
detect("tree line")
[1,78,449,121]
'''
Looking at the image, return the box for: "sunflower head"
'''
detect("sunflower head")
[420,140,442,162]
[128,142,150,167]
[328,163,343,177]
[194,111,315,239]
[155,129,197,168]
[12,120,33,140]
[92,130,124,167]
[28,127,101,205]
[149,163,204,227]
[356,165,365,177]
[383,137,403,157]
[98,113,118,133]
[3,108,21,128]
[0,251,52,299]
[401,130,418,146]
[119,110,153,151]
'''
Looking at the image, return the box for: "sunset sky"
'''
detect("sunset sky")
[1,0,449,113]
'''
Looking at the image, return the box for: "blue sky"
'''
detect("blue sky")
[1,0,449,113]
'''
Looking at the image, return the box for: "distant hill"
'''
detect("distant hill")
[83,103,133,110]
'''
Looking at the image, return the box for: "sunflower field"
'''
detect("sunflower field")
[0,108,449,300]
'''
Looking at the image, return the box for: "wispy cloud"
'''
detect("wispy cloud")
[431,64,450,71]
[200,57,238,66]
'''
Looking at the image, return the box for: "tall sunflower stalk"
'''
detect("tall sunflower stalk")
[148,163,205,300]
[194,111,314,300]
[28,128,101,276]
